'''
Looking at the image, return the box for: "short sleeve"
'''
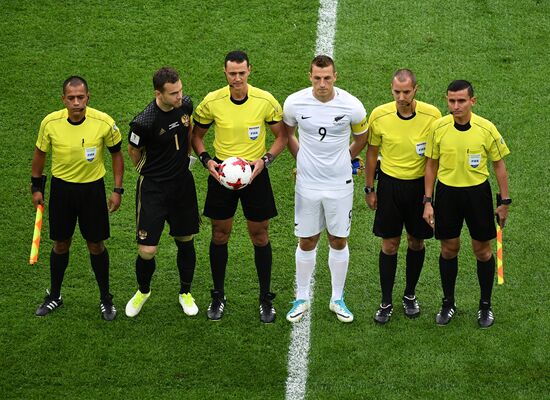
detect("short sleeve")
[193,97,214,126]
[35,117,51,152]
[487,124,510,161]
[350,99,368,135]
[283,96,298,127]
[425,120,440,160]
[265,94,283,123]
[104,117,122,148]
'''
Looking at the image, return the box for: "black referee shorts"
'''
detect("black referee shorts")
[203,164,277,222]
[373,171,433,239]
[434,180,496,241]
[136,172,200,246]
[49,177,109,242]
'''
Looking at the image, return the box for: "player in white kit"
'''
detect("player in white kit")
[283,55,368,322]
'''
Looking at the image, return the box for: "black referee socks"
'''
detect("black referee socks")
[477,255,495,307]
[439,254,458,304]
[50,249,69,299]
[254,242,273,298]
[405,247,425,297]
[379,251,398,305]
[90,249,110,299]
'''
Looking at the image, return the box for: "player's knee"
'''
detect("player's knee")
[407,237,424,252]
[175,235,194,243]
[250,232,269,247]
[211,230,230,245]
[328,236,347,250]
[53,239,71,254]
[138,245,157,260]
[382,237,400,255]
[87,241,105,255]
[474,248,493,262]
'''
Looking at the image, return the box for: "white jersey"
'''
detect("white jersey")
[283,87,368,190]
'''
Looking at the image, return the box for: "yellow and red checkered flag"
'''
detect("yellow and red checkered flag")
[29,204,44,265]
[496,224,504,284]
[495,193,504,285]
[29,175,47,265]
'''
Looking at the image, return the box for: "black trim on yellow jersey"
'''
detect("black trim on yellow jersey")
[396,111,416,121]
[454,121,472,131]
[193,119,212,129]
[230,95,248,105]
[68,117,86,126]
[107,141,122,153]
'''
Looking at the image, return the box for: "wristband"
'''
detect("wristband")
[113,187,124,195]
[422,195,433,204]
[31,176,43,194]
[500,198,512,205]
[199,152,213,168]
[364,186,375,194]
[261,152,274,168]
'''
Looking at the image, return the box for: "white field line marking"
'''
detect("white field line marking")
[284,2,339,400]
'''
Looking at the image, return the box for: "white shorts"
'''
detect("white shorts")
[294,186,353,238]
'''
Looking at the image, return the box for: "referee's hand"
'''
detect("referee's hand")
[108,192,121,213]
[365,192,377,210]
[206,160,221,181]
[423,203,435,230]
[249,158,264,183]
[495,205,509,228]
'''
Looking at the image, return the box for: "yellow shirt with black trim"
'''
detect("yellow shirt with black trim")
[368,100,441,180]
[426,113,510,187]
[193,84,283,160]
[36,107,121,183]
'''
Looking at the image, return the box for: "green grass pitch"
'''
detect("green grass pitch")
[0,1,549,399]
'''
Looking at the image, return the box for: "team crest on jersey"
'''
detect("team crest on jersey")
[468,153,481,168]
[181,114,190,127]
[138,229,148,240]
[248,126,260,140]
[416,142,426,157]
[85,147,97,162]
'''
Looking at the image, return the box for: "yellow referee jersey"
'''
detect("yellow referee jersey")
[426,113,510,187]
[36,107,121,183]
[193,84,283,160]
[368,100,441,179]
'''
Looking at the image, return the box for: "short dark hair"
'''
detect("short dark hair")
[63,76,88,94]
[447,80,474,97]
[225,50,249,67]
[310,55,335,72]
[153,67,180,92]
[392,69,417,87]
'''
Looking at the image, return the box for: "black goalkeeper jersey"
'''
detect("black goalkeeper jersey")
[129,97,193,181]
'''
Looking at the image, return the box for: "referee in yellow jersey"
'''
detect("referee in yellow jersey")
[366,69,442,324]
[31,76,124,321]
[192,50,287,323]
[424,80,510,328]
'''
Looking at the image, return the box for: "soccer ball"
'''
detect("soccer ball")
[219,156,252,190]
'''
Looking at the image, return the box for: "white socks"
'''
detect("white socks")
[328,245,349,302]
[295,246,317,300]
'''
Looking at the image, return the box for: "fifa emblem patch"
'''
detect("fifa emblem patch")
[85,147,97,162]
[130,132,140,145]
[468,153,481,168]
[181,114,190,127]
[248,126,260,140]
[416,142,426,157]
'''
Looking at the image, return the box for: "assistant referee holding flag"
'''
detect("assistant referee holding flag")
[424,80,511,328]
[32,76,124,321]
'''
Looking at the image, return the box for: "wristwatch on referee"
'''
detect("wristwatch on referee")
[422,195,433,204]
[364,186,375,194]
[261,152,274,168]
[500,198,512,205]
[113,187,124,195]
